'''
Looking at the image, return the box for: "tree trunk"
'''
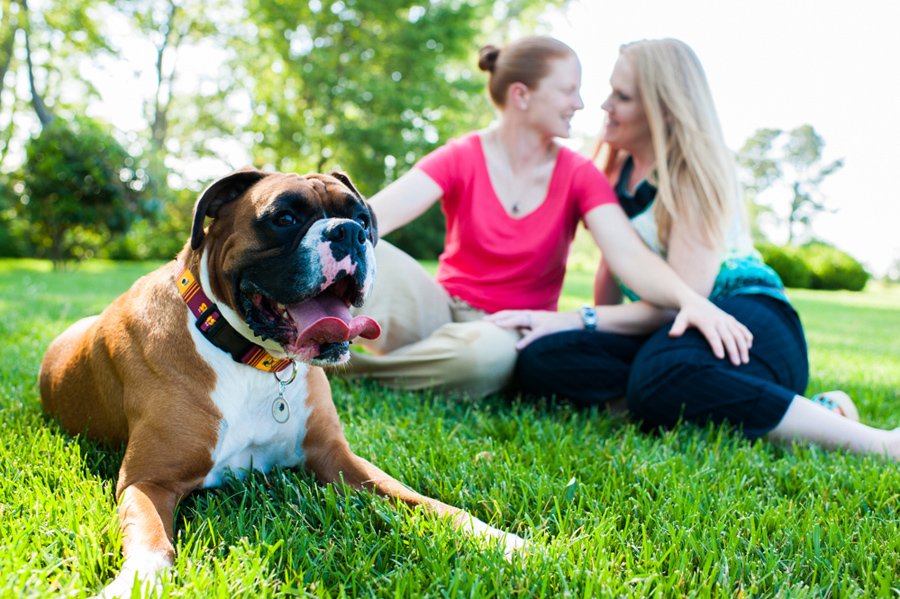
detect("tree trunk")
[151,0,178,152]
[20,0,54,128]
[49,221,64,270]
[0,5,14,101]
[786,183,804,245]
[0,9,15,168]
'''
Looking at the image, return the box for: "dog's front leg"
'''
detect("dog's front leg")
[316,443,526,556]
[98,482,178,598]
[302,370,525,555]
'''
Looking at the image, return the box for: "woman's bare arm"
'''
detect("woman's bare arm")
[367,169,443,236]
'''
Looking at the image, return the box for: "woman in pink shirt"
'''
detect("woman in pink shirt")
[344,36,751,397]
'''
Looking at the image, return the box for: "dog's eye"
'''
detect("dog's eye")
[274,212,298,227]
[355,216,369,229]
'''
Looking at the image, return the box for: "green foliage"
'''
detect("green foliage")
[738,125,843,244]
[107,144,201,262]
[17,116,147,267]
[2,259,900,597]
[736,128,782,195]
[2,0,111,129]
[0,174,25,257]
[0,1,17,168]
[98,189,197,260]
[756,241,870,291]
[235,0,494,198]
[116,0,241,162]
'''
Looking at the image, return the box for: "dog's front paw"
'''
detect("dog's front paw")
[499,529,528,557]
[463,515,527,559]
[93,551,170,599]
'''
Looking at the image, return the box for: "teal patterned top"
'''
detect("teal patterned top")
[614,156,788,304]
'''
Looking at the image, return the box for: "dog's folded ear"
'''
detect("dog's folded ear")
[192,167,268,250]
[327,171,363,200]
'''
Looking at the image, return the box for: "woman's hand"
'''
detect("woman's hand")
[670,296,753,365]
[486,309,583,350]
[488,298,752,362]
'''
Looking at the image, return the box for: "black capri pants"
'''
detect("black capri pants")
[514,294,809,440]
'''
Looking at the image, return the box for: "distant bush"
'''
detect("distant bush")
[755,241,870,291]
[102,186,196,261]
[756,242,812,289]
[0,175,25,258]
[803,242,870,291]
[0,225,22,257]
[18,116,147,268]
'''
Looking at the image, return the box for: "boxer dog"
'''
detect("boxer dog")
[39,167,525,598]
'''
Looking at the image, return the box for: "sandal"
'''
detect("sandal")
[811,390,860,423]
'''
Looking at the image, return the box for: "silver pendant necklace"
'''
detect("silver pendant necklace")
[495,132,520,216]
[272,361,297,424]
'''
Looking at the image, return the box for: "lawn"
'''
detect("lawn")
[1,258,899,598]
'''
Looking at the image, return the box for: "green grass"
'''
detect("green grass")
[2,258,900,598]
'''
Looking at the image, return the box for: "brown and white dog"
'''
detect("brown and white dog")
[39,167,524,598]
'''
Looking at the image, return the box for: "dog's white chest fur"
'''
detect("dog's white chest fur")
[187,319,312,488]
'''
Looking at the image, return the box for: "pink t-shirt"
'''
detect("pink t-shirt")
[416,131,617,313]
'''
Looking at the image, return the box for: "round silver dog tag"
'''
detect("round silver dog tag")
[272,397,290,423]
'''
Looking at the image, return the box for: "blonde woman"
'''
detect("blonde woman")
[490,39,900,458]
[345,37,752,398]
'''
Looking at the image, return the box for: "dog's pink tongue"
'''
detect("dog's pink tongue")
[287,292,380,351]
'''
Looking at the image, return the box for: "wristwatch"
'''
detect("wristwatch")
[579,305,597,331]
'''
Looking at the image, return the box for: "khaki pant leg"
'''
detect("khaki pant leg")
[346,320,522,398]
[351,240,452,355]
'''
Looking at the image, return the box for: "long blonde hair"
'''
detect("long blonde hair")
[596,39,737,250]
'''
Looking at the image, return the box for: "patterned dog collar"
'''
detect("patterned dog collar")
[176,265,293,373]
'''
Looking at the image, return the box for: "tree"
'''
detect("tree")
[886,252,900,283]
[18,116,146,268]
[781,125,844,244]
[2,0,137,263]
[0,0,19,170]
[106,0,240,260]
[735,127,780,242]
[2,0,110,132]
[238,0,492,260]
[115,0,239,158]
[737,125,843,245]
[232,0,483,194]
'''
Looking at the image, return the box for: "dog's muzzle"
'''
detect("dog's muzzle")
[241,218,379,364]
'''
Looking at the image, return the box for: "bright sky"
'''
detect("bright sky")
[548,0,900,277]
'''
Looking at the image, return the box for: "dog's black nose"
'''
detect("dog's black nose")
[324,221,366,248]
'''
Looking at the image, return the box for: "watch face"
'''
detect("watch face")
[580,306,597,329]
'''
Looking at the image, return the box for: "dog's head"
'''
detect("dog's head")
[189,167,380,365]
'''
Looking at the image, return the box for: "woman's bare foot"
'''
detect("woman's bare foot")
[889,428,900,461]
